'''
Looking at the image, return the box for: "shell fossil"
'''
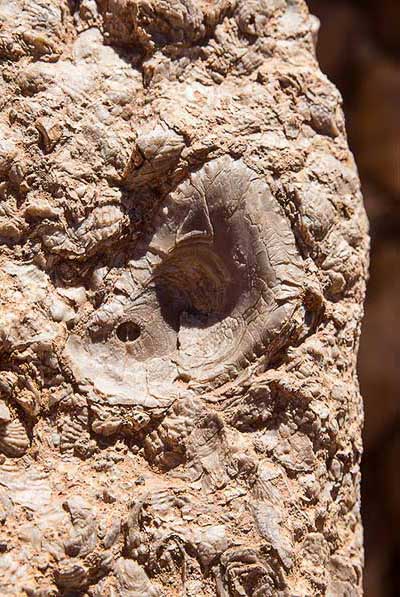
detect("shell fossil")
[150,155,306,383]
[42,203,127,258]
[125,486,229,580]
[0,418,30,457]
[0,463,52,512]
[123,124,185,189]
[0,401,11,424]
[55,559,88,589]
[114,557,161,597]
[59,412,89,454]
[64,156,313,410]
[63,496,98,558]
[235,0,280,36]
[219,547,278,597]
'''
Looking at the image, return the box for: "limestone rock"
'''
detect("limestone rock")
[0,1,368,595]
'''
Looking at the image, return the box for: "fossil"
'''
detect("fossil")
[64,155,314,413]
[0,0,368,595]
[0,418,30,457]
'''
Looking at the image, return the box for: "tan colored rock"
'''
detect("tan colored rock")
[0,1,368,595]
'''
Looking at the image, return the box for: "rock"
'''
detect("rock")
[0,1,367,595]
[0,402,11,424]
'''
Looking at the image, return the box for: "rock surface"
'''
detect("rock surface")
[308,2,399,595]
[0,1,368,595]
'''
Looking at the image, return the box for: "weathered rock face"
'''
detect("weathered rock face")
[307,2,399,595]
[0,1,368,596]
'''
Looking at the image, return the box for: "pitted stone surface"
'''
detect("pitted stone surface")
[0,1,368,595]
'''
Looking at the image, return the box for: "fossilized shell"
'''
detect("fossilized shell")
[0,418,30,457]
[42,203,127,258]
[59,413,88,454]
[124,483,230,582]
[55,559,88,589]
[143,395,202,468]
[99,0,204,48]
[191,524,229,570]
[0,260,60,354]
[219,547,277,597]
[0,125,17,176]
[185,412,232,491]
[0,487,13,522]
[250,500,293,570]
[123,124,185,189]
[0,463,52,512]
[64,155,311,409]
[114,558,161,597]
[35,117,63,153]
[0,0,70,60]
[63,497,98,558]
[75,204,127,249]
[235,0,283,36]
[149,155,306,385]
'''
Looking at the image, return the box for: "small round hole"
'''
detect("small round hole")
[116,321,141,343]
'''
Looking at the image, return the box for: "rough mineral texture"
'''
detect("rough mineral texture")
[0,1,368,596]
[308,2,399,595]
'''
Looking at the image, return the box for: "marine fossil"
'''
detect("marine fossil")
[219,547,279,597]
[64,155,315,411]
[0,418,30,457]
[114,558,161,597]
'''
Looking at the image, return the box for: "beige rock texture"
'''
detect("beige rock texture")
[0,1,368,596]
[308,2,399,595]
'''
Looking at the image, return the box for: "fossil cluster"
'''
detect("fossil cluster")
[0,1,368,596]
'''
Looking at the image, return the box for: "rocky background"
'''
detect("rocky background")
[308,1,400,596]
